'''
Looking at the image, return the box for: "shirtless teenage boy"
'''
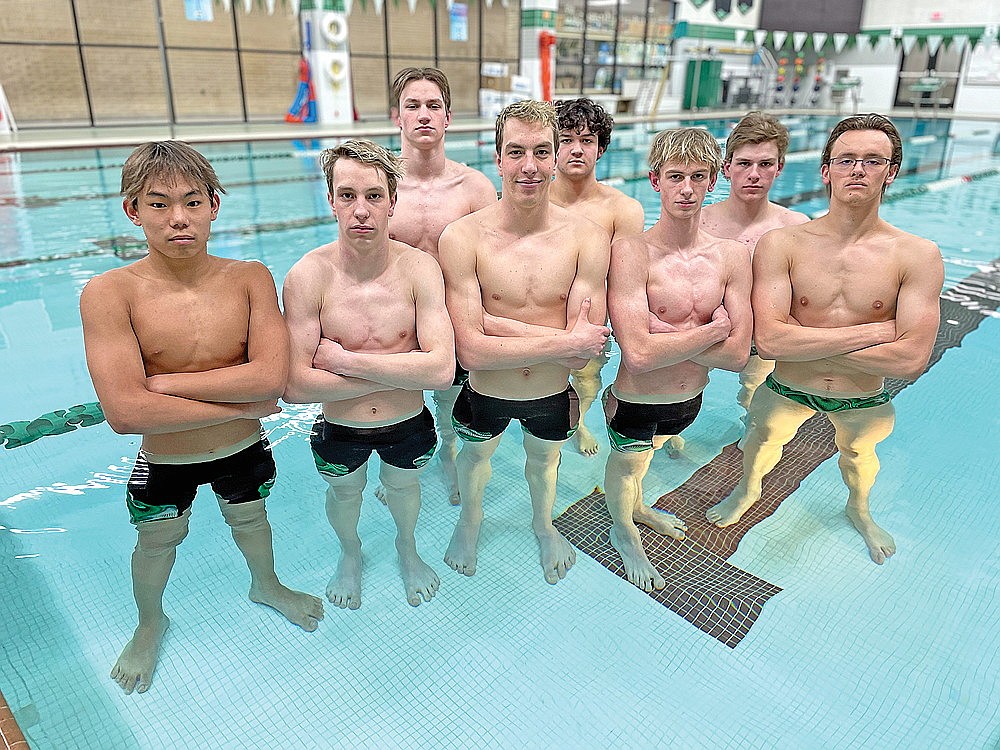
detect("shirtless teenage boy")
[701,111,809,428]
[604,128,751,591]
[282,140,455,609]
[389,67,498,504]
[80,141,323,695]
[551,97,645,457]
[706,114,944,565]
[438,100,611,584]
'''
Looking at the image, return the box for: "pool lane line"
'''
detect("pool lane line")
[554,257,1000,648]
[0,403,105,451]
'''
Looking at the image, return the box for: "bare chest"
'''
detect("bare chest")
[790,252,899,324]
[647,256,726,325]
[390,185,472,256]
[477,235,577,316]
[320,280,418,353]
[130,284,250,374]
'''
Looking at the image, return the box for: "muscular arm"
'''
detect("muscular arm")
[752,233,896,361]
[439,223,607,371]
[314,253,455,391]
[145,262,288,402]
[829,242,944,380]
[609,237,729,375]
[281,260,393,404]
[612,196,646,243]
[690,243,753,371]
[80,275,269,435]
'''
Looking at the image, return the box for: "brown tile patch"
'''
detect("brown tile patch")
[555,261,1000,648]
[0,688,29,749]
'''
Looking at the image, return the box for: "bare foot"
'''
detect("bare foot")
[445,521,480,576]
[845,506,896,564]
[398,543,440,606]
[633,505,686,540]
[706,489,757,527]
[111,615,169,695]
[250,583,325,630]
[609,525,664,592]
[324,548,363,609]
[536,527,576,584]
[574,424,600,457]
[664,435,685,459]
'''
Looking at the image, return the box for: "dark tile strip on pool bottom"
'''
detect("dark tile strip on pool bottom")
[555,259,1000,648]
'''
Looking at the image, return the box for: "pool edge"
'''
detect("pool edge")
[0,689,29,750]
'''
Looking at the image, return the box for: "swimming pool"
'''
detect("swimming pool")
[2,116,999,749]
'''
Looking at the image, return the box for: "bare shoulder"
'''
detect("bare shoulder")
[80,264,136,305]
[775,204,810,227]
[284,243,334,285]
[451,160,494,189]
[888,225,942,263]
[601,182,642,211]
[395,239,442,275]
[218,256,275,286]
[555,203,611,245]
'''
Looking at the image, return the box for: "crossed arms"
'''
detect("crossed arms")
[80,262,286,435]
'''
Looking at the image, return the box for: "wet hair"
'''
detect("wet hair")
[319,139,406,200]
[554,97,614,155]
[821,113,902,196]
[724,111,790,165]
[494,99,559,155]
[648,127,723,175]
[391,67,451,112]
[120,141,225,208]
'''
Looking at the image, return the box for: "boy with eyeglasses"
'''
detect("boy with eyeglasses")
[706,114,944,566]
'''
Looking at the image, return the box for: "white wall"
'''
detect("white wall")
[820,42,901,112]
[862,0,998,29]
[675,2,760,30]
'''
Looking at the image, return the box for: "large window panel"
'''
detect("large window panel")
[0,44,88,123]
[76,0,158,46]
[349,10,386,56]
[84,46,168,123]
[436,0,479,60]
[242,51,301,120]
[437,60,479,114]
[167,49,243,122]
[0,0,76,43]
[162,1,235,49]
[237,9,299,52]
[482,0,519,60]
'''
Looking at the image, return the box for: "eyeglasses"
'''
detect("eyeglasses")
[828,157,892,171]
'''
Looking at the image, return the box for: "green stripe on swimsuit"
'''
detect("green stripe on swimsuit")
[764,374,891,412]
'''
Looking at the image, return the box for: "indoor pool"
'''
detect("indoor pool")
[1,115,999,749]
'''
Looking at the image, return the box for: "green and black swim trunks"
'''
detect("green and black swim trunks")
[764,374,891,413]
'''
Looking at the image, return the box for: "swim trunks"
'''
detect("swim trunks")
[764,374,891,412]
[604,390,703,453]
[451,383,579,442]
[310,407,437,478]
[126,434,276,525]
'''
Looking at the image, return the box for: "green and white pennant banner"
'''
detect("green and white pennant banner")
[812,32,827,52]
[772,30,787,50]
[832,32,849,53]
[792,31,807,50]
[753,29,767,47]
[926,34,943,55]
[901,34,918,54]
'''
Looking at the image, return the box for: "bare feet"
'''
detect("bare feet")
[325,547,363,609]
[845,506,896,564]
[250,582,325,630]
[706,489,757,527]
[664,435,685,459]
[634,505,686,540]
[536,526,576,584]
[609,524,665,592]
[111,615,169,695]
[574,424,600,457]
[398,543,440,606]
[445,521,480,576]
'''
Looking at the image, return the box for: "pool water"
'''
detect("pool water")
[2,116,999,749]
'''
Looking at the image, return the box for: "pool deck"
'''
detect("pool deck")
[3,107,995,153]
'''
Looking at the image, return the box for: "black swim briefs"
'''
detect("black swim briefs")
[604,389,703,453]
[126,436,276,525]
[451,382,579,442]
[310,407,437,478]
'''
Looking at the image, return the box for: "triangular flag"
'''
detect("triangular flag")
[772,30,787,50]
[344,0,354,15]
[484,0,494,7]
[265,0,276,14]
[901,35,918,55]
[926,34,943,55]
[289,0,300,14]
[753,29,768,47]
[447,0,454,7]
[734,29,747,46]
[220,0,231,11]
[832,32,849,53]
[812,32,827,51]
[406,0,417,11]
[876,34,892,52]
[792,31,808,51]
[951,34,968,53]
[242,0,252,13]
